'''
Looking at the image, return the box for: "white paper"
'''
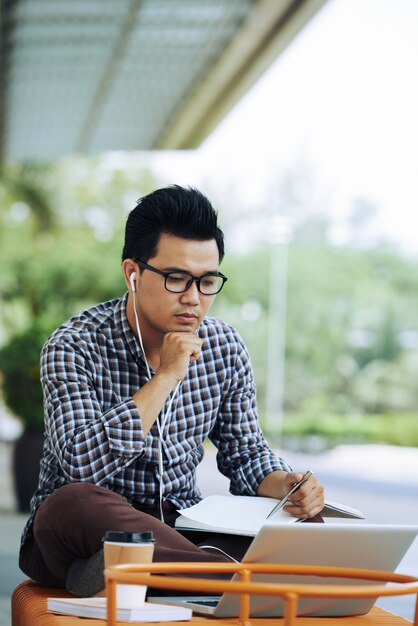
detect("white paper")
[48,597,192,621]
[176,494,295,535]
[322,499,364,519]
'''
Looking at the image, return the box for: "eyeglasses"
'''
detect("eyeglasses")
[135,259,228,295]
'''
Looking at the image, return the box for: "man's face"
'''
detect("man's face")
[133,233,220,339]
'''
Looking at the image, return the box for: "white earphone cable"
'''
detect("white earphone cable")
[132,285,152,380]
[131,278,181,522]
[199,545,239,563]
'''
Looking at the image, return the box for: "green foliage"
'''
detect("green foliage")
[1,156,418,447]
[0,163,55,232]
[0,157,157,338]
[282,413,418,447]
[2,224,125,324]
[0,157,159,430]
[213,242,418,441]
[282,245,418,417]
[0,322,53,431]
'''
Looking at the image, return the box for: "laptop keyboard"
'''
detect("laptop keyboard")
[187,599,220,607]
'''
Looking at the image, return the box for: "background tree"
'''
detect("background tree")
[1,155,418,448]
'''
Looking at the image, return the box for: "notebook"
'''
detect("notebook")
[149,523,417,618]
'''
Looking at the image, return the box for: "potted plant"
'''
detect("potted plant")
[0,322,50,512]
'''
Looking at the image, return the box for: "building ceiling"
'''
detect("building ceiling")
[0,0,326,162]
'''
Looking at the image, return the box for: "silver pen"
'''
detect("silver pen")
[266,470,313,519]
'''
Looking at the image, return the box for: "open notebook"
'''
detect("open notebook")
[175,494,363,536]
[149,522,417,618]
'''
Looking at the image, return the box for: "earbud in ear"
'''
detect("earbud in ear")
[130,273,136,292]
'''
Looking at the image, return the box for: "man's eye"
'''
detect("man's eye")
[201,277,216,287]
[167,274,188,283]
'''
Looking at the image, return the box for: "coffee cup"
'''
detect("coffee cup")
[103,530,155,607]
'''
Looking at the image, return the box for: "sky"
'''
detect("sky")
[147,0,418,255]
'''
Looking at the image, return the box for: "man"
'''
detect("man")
[19,185,324,595]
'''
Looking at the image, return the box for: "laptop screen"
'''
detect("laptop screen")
[149,523,418,618]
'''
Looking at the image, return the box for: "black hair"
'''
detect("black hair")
[122,185,225,263]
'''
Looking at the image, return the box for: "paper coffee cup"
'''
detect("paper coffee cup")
[103,530,155,607]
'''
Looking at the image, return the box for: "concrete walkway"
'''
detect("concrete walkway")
[2,440,418,625]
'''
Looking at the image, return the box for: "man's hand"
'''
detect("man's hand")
[157,331,203,383]
[281,471,324,519]
[132,331,203,435]
[257,470,325,519]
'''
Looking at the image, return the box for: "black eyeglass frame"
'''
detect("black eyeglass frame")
[134,259,228,295]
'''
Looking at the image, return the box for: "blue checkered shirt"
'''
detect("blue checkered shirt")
[21,293,290,547]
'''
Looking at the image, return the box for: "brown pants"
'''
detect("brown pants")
[20,483,323,588]
[19,483,254,587]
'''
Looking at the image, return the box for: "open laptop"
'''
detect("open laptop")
[149,523,417,618]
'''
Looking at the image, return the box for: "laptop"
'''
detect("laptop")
[149,523,418,617]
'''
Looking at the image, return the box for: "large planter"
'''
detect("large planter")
[0,324,48,513]
[12,428,44,513]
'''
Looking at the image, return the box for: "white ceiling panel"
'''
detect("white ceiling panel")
[0,0,327,161]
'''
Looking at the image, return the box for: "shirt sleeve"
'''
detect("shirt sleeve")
[209,330,291,495]
[41,339,148,485]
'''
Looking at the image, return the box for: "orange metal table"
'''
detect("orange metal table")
[12,561,418,626]
[104,562,418,626]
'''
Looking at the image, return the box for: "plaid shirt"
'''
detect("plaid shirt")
[21,293,290,547]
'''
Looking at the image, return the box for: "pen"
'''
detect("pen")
[266,470,313,519]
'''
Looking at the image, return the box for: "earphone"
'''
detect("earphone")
[129,268,181,522]
[128,266,235,559]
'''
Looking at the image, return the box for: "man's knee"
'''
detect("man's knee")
[49,481,113,502]
[34,483,126,535]
[42,482,126,508]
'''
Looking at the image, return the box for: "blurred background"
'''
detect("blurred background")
[1,0,418,623]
